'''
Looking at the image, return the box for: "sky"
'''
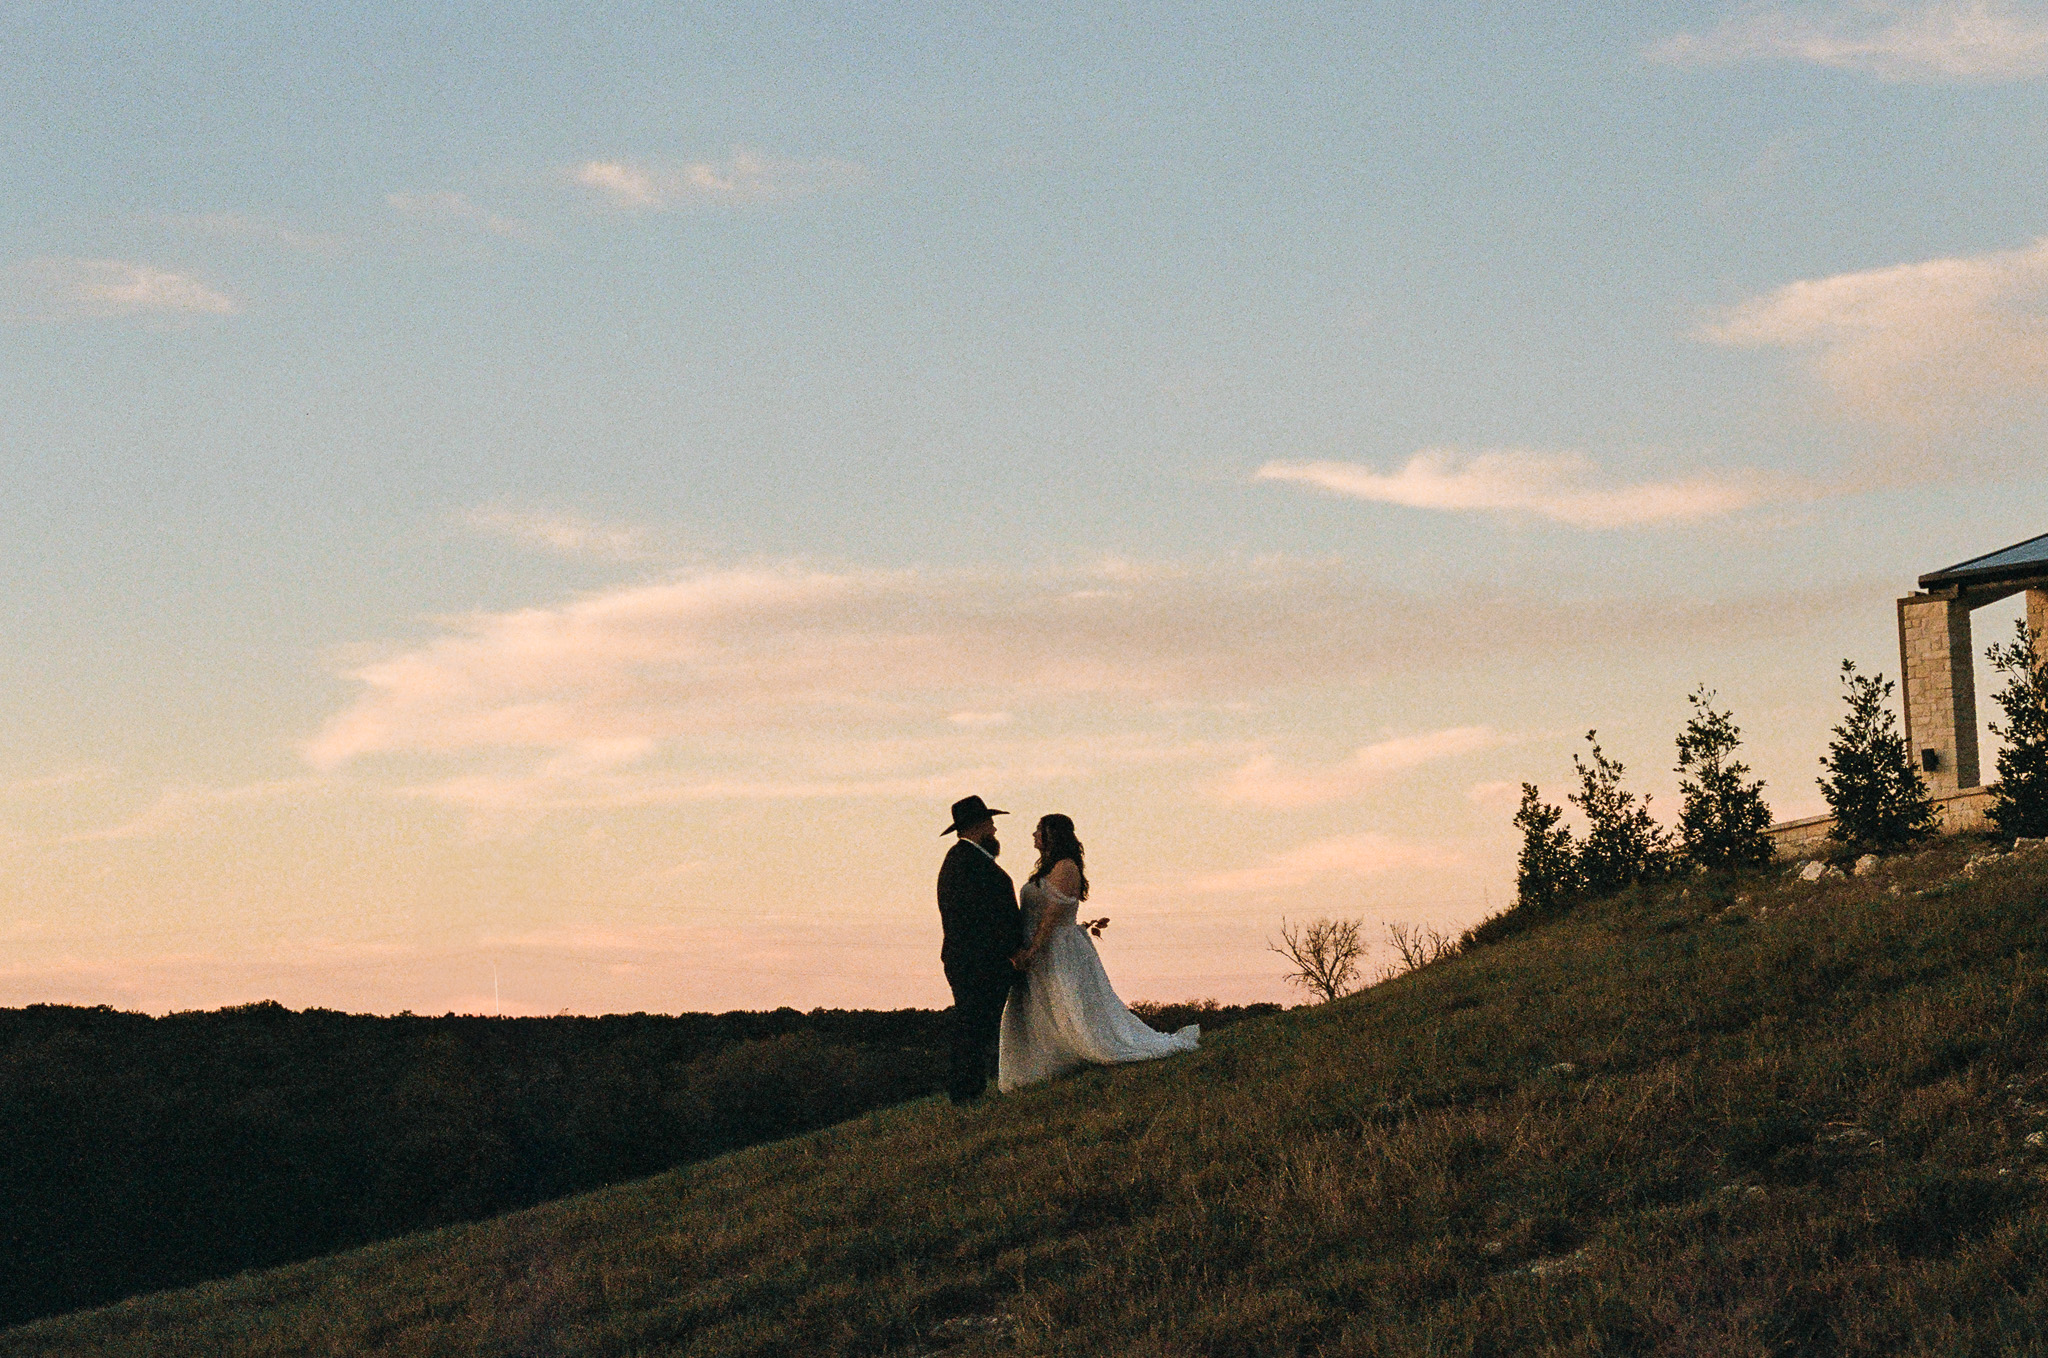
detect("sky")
[5,0,2048,1015]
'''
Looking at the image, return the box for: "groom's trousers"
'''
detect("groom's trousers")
[945,968,1013,1103]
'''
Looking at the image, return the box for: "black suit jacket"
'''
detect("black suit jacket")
[937,839,1023,985]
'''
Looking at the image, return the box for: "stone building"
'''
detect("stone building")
[1769,530,2048,857]
[1898,531,2048,798]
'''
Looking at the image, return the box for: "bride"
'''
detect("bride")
[997,813,1199,1092]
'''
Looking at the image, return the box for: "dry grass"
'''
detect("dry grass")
[11,837,2048,1356]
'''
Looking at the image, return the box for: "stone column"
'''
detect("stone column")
[1897,593,1980,793]
[2031,589,2048,667]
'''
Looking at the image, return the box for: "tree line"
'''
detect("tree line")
[1496,619,2048,942]
[1267,620,2048,997]
[0,998,1274,1328]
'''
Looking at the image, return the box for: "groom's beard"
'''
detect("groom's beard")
[983,836,1000,857]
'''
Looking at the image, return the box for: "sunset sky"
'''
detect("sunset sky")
[6,1,2048,1015]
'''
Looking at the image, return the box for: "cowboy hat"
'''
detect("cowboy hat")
[941,795,1008,836]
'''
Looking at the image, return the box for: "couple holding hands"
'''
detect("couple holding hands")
[935,795,1199,1104]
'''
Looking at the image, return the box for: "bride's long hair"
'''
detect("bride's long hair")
[1029,813,1089,900]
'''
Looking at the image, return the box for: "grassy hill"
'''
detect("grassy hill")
[11,837,2048,1357]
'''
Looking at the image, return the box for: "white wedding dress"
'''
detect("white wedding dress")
[996,878,1200,1093]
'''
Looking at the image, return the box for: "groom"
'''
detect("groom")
[936,795,1027,1104]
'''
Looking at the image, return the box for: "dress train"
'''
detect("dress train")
[997,879,1198,1092]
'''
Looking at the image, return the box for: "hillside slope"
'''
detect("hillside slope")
[11,839,2048,1357]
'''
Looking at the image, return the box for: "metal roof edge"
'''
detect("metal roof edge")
[1918,530,2048,590]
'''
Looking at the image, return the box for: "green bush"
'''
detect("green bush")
[1571,730,1673,894]
[1986,619,2048,840]
[1674,685,1773,873]
[1474,736,1669,949]
[1512,782,1579,914]
[1820,660,1937,852]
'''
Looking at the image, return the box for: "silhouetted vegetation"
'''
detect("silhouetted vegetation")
[0,999,1275,1328]
[1987,620,2048,840]
[1128,998,1281,1035]
[1675,685,1773,873]
[1822,659,1937,852]
[1268,916,1366,1002]
[1476,731,1678,949]
[1511,781,1580,917]
[1571,729,1674,894]
[1382,921,1460,977]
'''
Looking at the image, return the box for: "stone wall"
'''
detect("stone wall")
[1764,786,1995,860]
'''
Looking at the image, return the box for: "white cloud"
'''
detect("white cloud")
[1207,727,1507,807]
[1185,832,1452,894]
[1701,236,2048,420]
[461,506,653,560]
[571,150,865,210]
[303,557,1880,818]
[1651,1,2048,81]
[386,192,545,242]
[303,560,1436,774]
[1256,451,1781,528]
[572,161,663,208]
[2,257,240,320]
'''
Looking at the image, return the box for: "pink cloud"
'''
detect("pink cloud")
[572,150,865,209]
[1651,2,2048,82]
[1701,235,2048,422]
[1257,451,1786,528]
[1207,727,1507,807]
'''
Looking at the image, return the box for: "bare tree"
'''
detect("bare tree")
[1269,916,1366,1003]
[1383,921,1460,977]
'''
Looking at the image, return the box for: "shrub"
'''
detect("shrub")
[1383,921,1460,976]
[1674,685,1774,873]
[1513,782,1580,913]
[1268,917,1365,1003]
[1986,619,2048,839]
[1819,660,1937,851]
[1127,999,1282,1033]
[1571,731,1673,894]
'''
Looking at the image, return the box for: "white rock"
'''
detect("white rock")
[1519,1248,1589,1279]
[1962,853,2005,878]
[1853,854,1882,876]
[1798,860,1828,882]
